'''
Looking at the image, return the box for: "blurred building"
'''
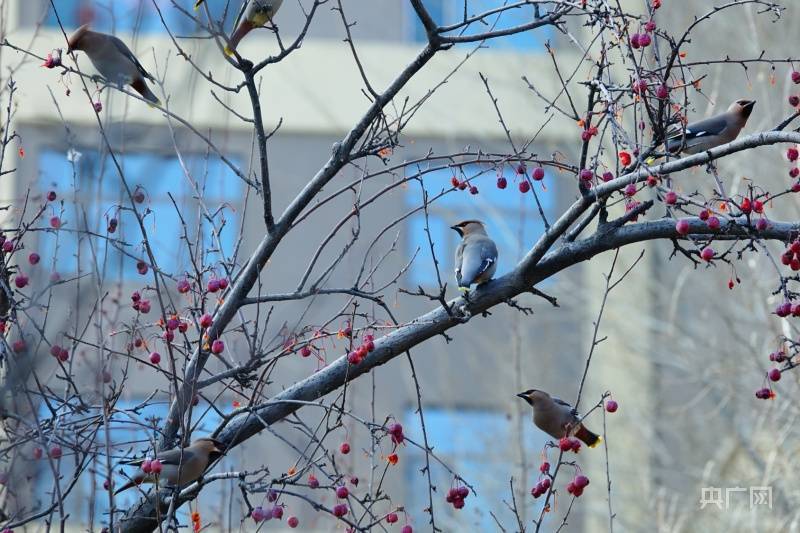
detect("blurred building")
[0,1,674,532]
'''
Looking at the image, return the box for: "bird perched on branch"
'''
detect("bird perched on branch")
[114,437,224,494]
[517,389,602,448]
[67,24,160,105]
[451,220,498,292]
[665,99,756,155]
[224,0,284,56]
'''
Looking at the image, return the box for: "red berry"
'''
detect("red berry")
[333,504,348,517]
[496,177,507,189]
[769,368,782,382]
[532,167,545,181]
[790,167,799,178]
[566,481,575,494]
[458,181,467,191]
[570,439,581,453]
[33,447,43,460]
[675,219,690,235]
[287,516,299,528]
[47,190,57,202]
[790,95,800,107]
[518,180,530,193]
[706,216,720,230]
[664,191,678,205]
[469,185,478,195]
[530,486,542,498]
[211,339,225,354]
[300,346,312,357]
[645,20,656,32]
[134,189,145,203]
[199,314,213,328]
[50,445,63,459]
[630,33,641,48]
[149,352,161,365]
[166,317,179,331]
[150,460,162,474]
[28,252,40,265]
[141,459,153,473]
[402,526,413,533]
[624,183,637,197]
[574,475,590,488]
[336,485,349,498]
[271,506,283,520]
[646,175,658,187]
[218,278,229,289]
[581,130,592,142]
[755,218,769,231]
[136,261,148,275]
[50,216,61,229]
[579,169,593,181]
[559,437,572,452]
[387,513,399,524]
[456,486,469,499]
[602,172,614,182]
[93,101,103,113]
[638,33,651,47]
[1,240,12,253]
[540,461,550,473]
[207,279,220,293]
[251,506,267,522]
[699,209,710,221]
[340,442,351,454]
[606,399,618,413]
[451,177,459,187]
[177,279,190,293]
[14,274,28,289]
[793,71,800,84]
[12,340,26,353]
[539,478,551,490]
[788,148,799,162]
[700,247,715,261]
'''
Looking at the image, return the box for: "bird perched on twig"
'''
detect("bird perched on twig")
[66,24,160,106]
[665,99,756,155]
[224,0,284,56]
[451,220,498,292]
[517,389,602,448]
[114,437,224,494]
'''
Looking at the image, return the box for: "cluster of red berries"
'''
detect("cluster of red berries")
[529,477,551,498]
[49,344,70,362]
[140,458,163,475]
[773,301,800,318]
[566,474,590,497]
[251,505,289,523]
[581,126,599,142]
[207,277,229,293]
[388,423,405,445]
[450,176,478,195]
[780,240,800,270]
[445,486,469,509]
[347,334,375,365]
[131,291,152,314]
[558,436,582,453]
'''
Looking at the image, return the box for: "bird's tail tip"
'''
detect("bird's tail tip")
[588,435,602,448]
[458,286,470,293]
[193,0,203,10]
[223,46,235,57]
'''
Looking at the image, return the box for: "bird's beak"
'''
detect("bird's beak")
[516,392,528,399]
[450,225,463,236]
[743,100,756,112]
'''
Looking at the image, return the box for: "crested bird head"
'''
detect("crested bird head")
[67,24,91,53]
[730,99,756,119]
[516,389,550,406]
[450,220,487,237]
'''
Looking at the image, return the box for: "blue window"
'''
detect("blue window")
[38,149,241,279]
[403,408,551,530]
[45,1,236,34]
[34,398,225,527]
[408,0,553,50]
[405,164,553,287]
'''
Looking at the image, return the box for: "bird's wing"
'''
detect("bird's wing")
[667,114,729,142]
[156,447,198,465]
[459,236,497,285]
[551,396,573,409]
[454,240,465,285]
[108,35,154,81]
